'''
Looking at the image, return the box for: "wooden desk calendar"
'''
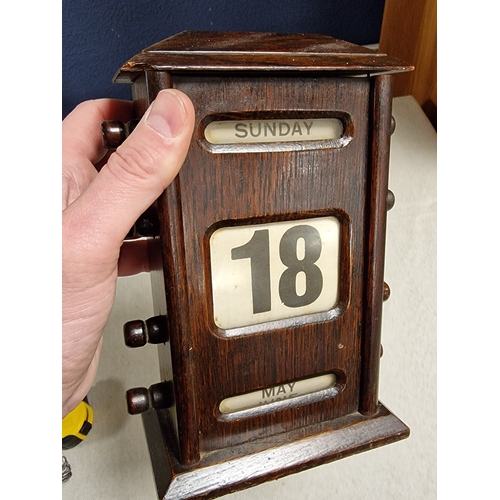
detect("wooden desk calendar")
[102,31,413,499]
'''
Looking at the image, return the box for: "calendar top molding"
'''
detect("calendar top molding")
[113,30,413,83]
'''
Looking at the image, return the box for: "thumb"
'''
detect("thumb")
[65,89,195,255]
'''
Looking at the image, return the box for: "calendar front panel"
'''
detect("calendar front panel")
[165,74,370,451]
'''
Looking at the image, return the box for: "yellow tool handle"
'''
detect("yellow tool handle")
[62,399,93,450]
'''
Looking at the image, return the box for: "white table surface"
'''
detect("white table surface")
[62,95,437,500]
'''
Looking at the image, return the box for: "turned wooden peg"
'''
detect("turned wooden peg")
[126,382,174,415]
[135,207,160,237]
[150,382,175,410]
[101,119,138,149]
[145,315,169,344]
[387,190,395,211]
[383,282,391,301]
[124,207,160,240]
[126,387,150,415]
[123,320,147,348]
[390,116,396,135]
[124,315,169,348]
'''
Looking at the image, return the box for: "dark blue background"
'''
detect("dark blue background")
[62,0,385,118]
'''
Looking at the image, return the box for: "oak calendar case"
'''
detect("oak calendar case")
[101,31,413,499]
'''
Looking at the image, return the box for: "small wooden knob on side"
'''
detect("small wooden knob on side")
[123,320,147,348]
[387,190,395,211]
[126,387,150,415]
[383,282,391,301]
[390,116,396,135]
[101,120,138,149]
[126,382,174,415]
[124,315,169,348]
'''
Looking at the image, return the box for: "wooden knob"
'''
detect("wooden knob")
[124,207,160,240]
[123,320,147,348]
[146,316,169,344]
[101,120,126,149]
[383,282,391,301]
[101,119,138,149]
[135,213,159,237]
[126,387,150,415]
[390,116,396,135]
[126,383,174,415]
[124,315,168,348]
[150,382,174,410]
[387,190,395,211]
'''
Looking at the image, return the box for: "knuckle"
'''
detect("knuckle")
[107,142,162,184]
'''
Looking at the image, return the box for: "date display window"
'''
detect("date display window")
[210,217,340,330]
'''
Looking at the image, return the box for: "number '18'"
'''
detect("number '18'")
[231,225,323,314]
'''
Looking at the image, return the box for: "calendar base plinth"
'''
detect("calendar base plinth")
[141,403,409,500]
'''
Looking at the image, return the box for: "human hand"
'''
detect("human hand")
[62,90,195,418]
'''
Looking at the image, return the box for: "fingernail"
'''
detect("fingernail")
[146,90,187,138]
